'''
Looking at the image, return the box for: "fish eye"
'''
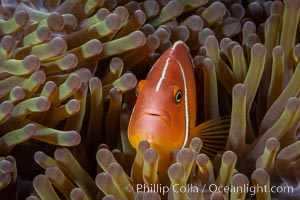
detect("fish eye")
[174,90,182,103]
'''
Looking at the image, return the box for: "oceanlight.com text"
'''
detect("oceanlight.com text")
[124,183,294,196]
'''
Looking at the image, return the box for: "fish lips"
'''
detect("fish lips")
[129,107,173,141]
[134,107,172,127]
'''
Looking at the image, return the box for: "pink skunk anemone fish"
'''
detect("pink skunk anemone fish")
[128,41,230,172]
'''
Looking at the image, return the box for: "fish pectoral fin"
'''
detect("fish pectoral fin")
[191,116,230,157]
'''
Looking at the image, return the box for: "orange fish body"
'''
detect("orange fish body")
[128,41,229,172]
[128,41,198,171]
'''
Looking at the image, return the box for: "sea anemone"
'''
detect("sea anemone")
[0,0,299,200]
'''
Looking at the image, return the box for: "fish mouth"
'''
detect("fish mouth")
[145,113,160,117]
[135,107,172,126]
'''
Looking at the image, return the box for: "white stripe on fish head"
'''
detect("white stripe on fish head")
[155,57,170,92]
[155,43,179,92]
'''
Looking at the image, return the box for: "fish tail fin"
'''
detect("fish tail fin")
[191,116,231,157]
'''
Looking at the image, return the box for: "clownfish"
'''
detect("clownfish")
[128,41,229,171]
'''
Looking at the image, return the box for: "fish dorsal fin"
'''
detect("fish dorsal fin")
[190,116,231,157]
